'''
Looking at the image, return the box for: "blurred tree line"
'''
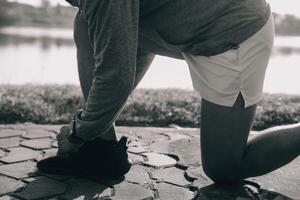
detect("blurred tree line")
[0,0,300,36]
[273,13,300,36]
[0,0,77,27]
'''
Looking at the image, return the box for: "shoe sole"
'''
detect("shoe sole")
[37,162,131,182]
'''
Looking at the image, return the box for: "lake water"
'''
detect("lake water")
[1,26,300,95]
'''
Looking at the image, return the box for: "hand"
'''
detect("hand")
[56,126,82,157]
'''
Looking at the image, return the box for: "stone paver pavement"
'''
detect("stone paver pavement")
[0,149,5,157]
[0,147,41,163]
[21,138,53,150]
[0,161,36,179]
[0,137,21,149]
[0,124,298,199]
[0,130,24,139]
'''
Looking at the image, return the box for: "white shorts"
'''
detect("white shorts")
[182,15,275,108]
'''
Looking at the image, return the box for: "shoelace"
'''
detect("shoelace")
[240,180,261,200]
[241,187,261,200]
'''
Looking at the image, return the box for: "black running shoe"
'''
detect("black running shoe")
[37,136,132,180]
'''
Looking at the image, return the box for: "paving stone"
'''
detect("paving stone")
[0,196,19,200]
[0,130,25,139]
[117,127,170,143]
[158,131,190,141]
[249,157,300,200]
[14,176,67,200]
[125,165,150,185]
[150,138,201,167]
[186,166,210,181]
[142,152,177,168]
[18,124,61,133]
[0,147,41,163]
[128,153,144,164]
[61,178,112,200]
[191,179,213,190]
[149,140,172,155]
[112,182,153,200]
[186,167,201,180]
[98,189,113,199]
[23,177,37,183]
[156,182,194,200]
[52,141,58,148]
[0,175,25,196]
[174,129,199,138]
[42,148,58,159]
[0,149,5,157]
[21,138,53,150]
[186,166,213,189]
[128,140,148,147]
[128,146,150,154]
[0,137,21,149]
[22,130,55,139]
[167,138,201,166]
[151,167,191,187]
[0,161,36,179]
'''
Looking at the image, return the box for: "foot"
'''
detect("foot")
[37,136,132,180]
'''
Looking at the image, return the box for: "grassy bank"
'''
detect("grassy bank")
[0,84,299,130]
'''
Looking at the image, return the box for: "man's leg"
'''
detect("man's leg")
[74,11,155,141]
[201,93,256,184]
[201,94,300,184]
[74,11,117,141]
[242,116,300,178]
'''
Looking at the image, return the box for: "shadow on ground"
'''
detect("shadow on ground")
[13,174,123,200]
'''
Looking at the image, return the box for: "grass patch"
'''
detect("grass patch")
[0,84,300,130]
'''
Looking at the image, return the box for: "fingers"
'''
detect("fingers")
[56,126,70,157]
[56,126,69,140]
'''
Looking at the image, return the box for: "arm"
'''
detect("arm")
[72,0,140,141]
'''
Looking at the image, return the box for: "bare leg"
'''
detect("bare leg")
[201,93,300,184]
[201,94,255,184]
[242,122,300,177]
[73,12,155,141]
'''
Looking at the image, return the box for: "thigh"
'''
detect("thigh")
[182,15,274,108]
[200,94,257,182]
